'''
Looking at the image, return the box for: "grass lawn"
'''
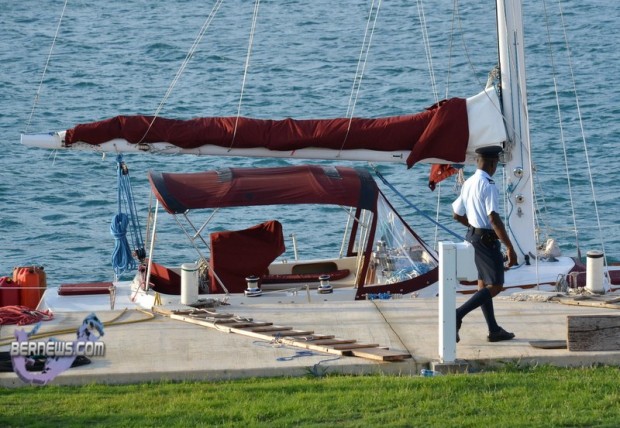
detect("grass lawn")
[1,365,620,427]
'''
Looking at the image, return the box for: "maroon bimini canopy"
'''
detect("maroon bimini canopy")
[148,165,380,214]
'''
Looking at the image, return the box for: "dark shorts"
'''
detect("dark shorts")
[466,229,504,286]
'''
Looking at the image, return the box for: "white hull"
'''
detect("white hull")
[39,256,614,313]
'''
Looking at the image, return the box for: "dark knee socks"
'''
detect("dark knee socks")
[480,298,500,333]
[456,287,500,332]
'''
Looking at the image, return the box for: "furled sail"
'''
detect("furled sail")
[22,88,506,167]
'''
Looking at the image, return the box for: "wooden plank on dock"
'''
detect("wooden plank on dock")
[187,312,236,319]
[203,318,246,325]
[305,339,357,346]
[279,338,353,356]
[350,347,411,361]
[331,343,380,350]
[222,321,271,328]
[153,305,235,319]
[296,335,335,341]
[247,325,293,333]
[278,330,315,337]
[567,315,620,351]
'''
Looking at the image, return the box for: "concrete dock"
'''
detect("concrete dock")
[1,291,620,387]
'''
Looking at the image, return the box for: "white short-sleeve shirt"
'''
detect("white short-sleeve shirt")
[452,169,499,229]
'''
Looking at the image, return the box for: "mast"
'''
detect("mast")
[496,0,537,260]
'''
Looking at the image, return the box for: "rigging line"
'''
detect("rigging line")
[369,164,464,241]
[533,174,548,242]
[556,0,607,262]
[453,0,485,90]
[443,0,460,99]
[24,0,69,134]
[345,0,380,119]
[338,0,382,156]
[542,0,581,258]
[432,0,458,250]
[369,299,414,359]
[433,182,442,250]
[229,0,261,151]
[344,0,370,120]
[137,0,225,144]
[416,0,439,104]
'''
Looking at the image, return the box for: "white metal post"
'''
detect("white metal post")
[439,242,457,363]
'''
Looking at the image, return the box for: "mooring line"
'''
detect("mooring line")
[369,299,417,362]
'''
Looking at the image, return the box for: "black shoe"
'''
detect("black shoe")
[488,327,515,342]
[456,318,462,343]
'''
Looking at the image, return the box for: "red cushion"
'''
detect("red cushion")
[58,282,114,296]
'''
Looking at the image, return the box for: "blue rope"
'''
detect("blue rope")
[370,165,464,241]
[110,155,145,276]
[110,212,135,275]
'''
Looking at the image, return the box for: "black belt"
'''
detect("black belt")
[469,227,496,237]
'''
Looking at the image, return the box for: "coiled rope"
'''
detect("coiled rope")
[111,155,145,276]
[110,213,134,276]
[0,306,53,326]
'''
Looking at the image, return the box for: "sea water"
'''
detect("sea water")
[0,0,618,286]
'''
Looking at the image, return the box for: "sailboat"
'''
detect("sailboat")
[20,0,620,312]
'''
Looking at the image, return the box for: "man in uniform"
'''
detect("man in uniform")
[452,146,518,342]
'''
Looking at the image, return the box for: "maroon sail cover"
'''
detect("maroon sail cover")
[66,98,468,167]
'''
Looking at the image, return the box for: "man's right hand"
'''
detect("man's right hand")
[506,247,518,268]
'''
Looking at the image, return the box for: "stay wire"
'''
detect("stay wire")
[541,0,581,258]
[416,0,439,104]
[339,0,382,155]
[24,0,69,134]
[229,0,261,151]
[118,156,145,259]
[555,0,607,263]
[369,299,414,359]
[370,164,464,241]
[137,0,225,144]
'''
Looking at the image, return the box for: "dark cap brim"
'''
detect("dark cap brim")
[475,146,503,158]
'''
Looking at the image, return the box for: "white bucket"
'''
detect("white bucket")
[181,262,199,304]
[585,250,605,294]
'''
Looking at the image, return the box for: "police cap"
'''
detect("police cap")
[475,146,503,159]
